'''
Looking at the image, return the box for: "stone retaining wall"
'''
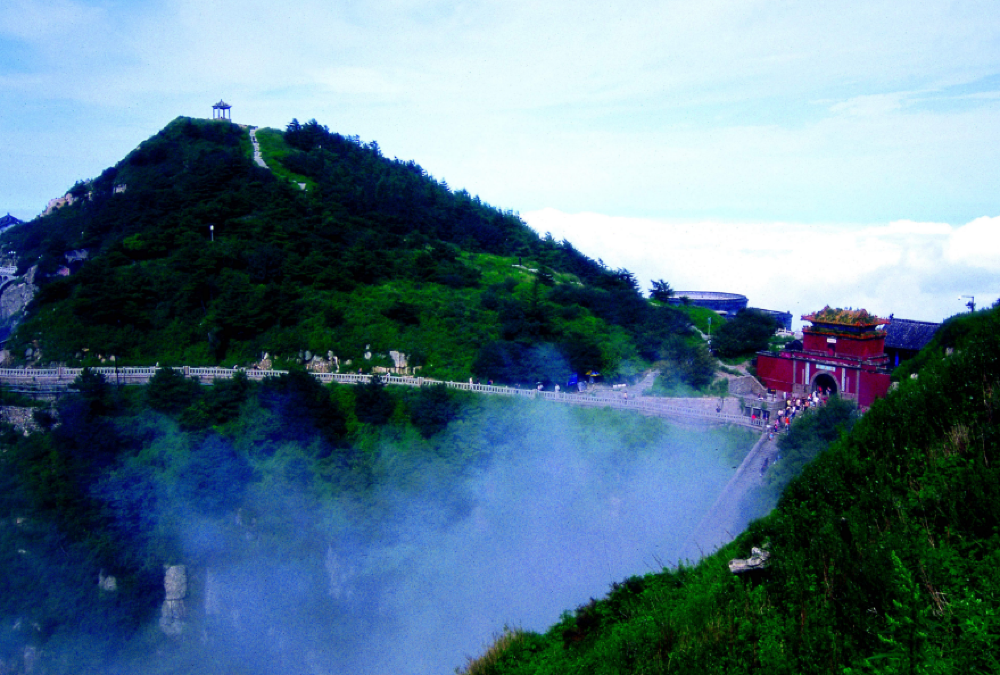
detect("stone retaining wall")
[729,375,767,397]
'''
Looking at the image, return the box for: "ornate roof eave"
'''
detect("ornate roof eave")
[802,306,889,327]
[803,326,887,338]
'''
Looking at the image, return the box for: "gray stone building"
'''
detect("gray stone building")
[884,317,940,367]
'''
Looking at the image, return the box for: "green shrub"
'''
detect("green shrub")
[407,384,458,438]
[712,309,779,358]
[145,367,201,414]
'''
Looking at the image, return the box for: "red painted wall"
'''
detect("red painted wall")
[757,353,794,392]
[803,332,830,353]
[858,371,892,409]
[803,331,886,358]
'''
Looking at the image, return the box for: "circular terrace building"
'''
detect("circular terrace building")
[666,291,748,315]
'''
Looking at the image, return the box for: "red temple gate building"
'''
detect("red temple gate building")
[756,307,893,409]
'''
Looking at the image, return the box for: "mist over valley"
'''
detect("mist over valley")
[313,407,761,674]
[137,401,763,674]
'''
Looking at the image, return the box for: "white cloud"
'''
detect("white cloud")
[880,219,953,236]
[945,216,1000,268]
[830,92,908,117]
[523,209,996,326]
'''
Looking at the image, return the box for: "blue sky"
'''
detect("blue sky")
[2,0,999,324]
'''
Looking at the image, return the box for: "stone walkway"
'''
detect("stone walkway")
[635,370,659,393]
[249,128,268,169]
[680,431,780,561]
[632,369,743,415]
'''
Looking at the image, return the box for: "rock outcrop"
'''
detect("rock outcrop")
[159,565,188,635]
[728,546,771,574]
[0,407,40,434]
[0,265,38,364]
[0,266,37,323]
[98,570,118,593]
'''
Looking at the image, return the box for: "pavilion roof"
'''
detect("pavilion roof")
[885,318,940,351]
[0,213,23,228]
[213,100,231,109]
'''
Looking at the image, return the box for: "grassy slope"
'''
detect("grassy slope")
[672,304,725,336]
[462,306,1000,674]
[253,127,316,190]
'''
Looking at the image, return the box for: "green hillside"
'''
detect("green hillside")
[459,305,1000,674]
[2,117,698,385]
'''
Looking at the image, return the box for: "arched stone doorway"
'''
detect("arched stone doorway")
[813,372,837,395]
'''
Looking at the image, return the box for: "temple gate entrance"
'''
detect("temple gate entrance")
[813,372,838,395]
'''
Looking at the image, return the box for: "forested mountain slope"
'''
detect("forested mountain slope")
[457,305,1000,674]
[2,117,695,384]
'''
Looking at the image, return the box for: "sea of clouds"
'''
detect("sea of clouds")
[525,210,1000,329]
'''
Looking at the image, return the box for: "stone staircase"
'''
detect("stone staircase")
[249,128,268,169]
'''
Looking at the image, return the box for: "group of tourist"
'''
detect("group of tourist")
[776,388,828,429]
[748,386,830,436]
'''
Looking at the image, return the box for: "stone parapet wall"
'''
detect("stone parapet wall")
[0,367,764,429]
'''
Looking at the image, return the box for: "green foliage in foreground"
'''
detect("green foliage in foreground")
[891,305,992,381]
[460,306,1000,674]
